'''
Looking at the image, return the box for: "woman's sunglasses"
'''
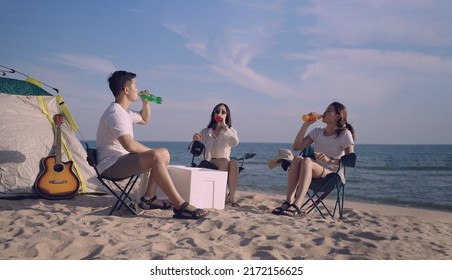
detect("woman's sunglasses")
[214,109,228,115]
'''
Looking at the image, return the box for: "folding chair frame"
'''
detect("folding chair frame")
[85,144,141,215]
[296,148,356,219]
[301,173,345,219]
[301,152,356,219]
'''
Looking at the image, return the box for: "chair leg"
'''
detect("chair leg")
[301,190,329,219]
[113,175,139,213]
[301,182,344,219]
[300,174,345,219]
[310,194,326,218]
[100,175,140,215]
[339,185,345,219]
[108,181,131,215]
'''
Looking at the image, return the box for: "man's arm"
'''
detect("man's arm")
[137,99,151,124]
[118,134,151,153]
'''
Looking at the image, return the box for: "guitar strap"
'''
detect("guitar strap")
[37,96,87,193]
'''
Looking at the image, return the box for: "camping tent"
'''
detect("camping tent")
[0,76,105,197]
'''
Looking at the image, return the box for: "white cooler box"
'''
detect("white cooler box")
[139,165,228,210]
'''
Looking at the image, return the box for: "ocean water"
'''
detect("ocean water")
[86,141,452,212]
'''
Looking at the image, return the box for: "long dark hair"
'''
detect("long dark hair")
[331,101,356,140]
[207,103,232,129]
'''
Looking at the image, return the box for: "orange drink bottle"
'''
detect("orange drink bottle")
[302,113,322,121]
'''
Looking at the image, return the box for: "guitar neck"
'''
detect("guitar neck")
[55,124,62,164]
[54,114,64,165]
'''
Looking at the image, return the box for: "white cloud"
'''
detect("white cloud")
[298,0,452,47]
[288,48,452,73]
[278,47,452,115]
[50,54,116,74]
[226,0,285,12]
[164,19,299,98]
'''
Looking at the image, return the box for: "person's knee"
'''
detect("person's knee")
[292,156,303,165]
[288,156,302,170]
[158,147,171,164]
[301,157,314,168]
[144,149,167,166]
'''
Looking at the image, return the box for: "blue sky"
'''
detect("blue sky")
[2,0,452,144]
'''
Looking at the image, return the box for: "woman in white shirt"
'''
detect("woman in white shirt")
[272,101,356,216]
[193,103,240,207]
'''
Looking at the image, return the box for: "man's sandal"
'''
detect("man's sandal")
[139,195,172,210]
[173,201,209,220]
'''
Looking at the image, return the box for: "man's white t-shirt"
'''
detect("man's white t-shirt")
[96,102,142,174]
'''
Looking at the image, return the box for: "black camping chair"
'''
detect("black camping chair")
[85,143,141,215]
[231,153,256,173]
[280,146,357,219]
[188,140,255,173]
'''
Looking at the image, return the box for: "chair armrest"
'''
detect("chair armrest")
[340,153,357,167]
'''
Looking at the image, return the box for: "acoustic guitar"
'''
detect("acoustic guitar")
[34,114,80,199]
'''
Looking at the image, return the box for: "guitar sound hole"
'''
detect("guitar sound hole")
[54,164,64,172]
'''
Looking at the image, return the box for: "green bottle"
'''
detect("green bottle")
[139,91,163,104]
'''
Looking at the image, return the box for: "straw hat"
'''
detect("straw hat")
[268,148,294,169]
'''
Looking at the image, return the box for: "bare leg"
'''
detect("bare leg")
[271,156,303,214]
[285,156,303,203]
[212,158,239,206]
[292,158,331,209]
[141,169,169,208]
[138,148,206,214]
[143,169,158,198]
[226,160,239,205]
[142,147,171,206]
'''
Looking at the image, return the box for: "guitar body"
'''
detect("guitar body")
[34,155,80,199]
[34,114,80,199]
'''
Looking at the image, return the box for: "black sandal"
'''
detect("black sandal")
[173,202,209,220]
[139,195,172,210]
[281,203,302,217]
[272,201,290,215]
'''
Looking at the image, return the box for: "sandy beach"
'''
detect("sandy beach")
[1,190,451,260]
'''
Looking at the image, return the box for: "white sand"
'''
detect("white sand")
[1,191,451,260]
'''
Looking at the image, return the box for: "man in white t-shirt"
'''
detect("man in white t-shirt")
[96,71,208,219]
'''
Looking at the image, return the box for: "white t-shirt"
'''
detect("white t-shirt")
[199,127,239,160]
[96,102,142,173]
[308,127,354,181]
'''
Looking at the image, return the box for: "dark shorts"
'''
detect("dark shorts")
[101,153,147,179]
